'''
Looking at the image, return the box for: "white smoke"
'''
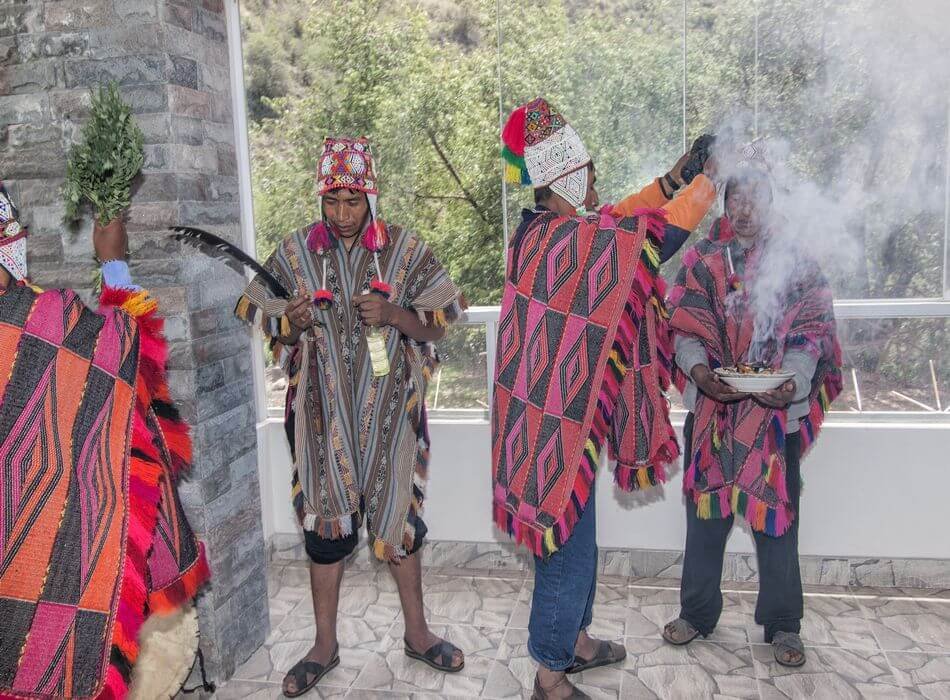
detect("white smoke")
[703,0,950,362]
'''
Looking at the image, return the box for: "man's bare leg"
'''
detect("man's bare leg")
[388,550,464,669]
[282,560,345,695]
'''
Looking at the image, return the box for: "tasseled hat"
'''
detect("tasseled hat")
[0,181,28,282]
[316,136,387,252]
[501,98,592,208]
[720,137,775,209]
[312,137,391,303]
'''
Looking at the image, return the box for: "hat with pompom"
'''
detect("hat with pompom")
[501,98,592,208]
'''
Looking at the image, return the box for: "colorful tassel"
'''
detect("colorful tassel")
[313,288,333,310]
[501,104,532,185]
[361,218,388,252]
[148,548,211,614]
[370,279,393,299]
[307,220,332,254]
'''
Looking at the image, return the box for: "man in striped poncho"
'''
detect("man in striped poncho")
[237,137,468,697]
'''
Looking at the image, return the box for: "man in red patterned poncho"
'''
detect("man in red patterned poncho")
[662,162,842,668]
[492,99,718,699]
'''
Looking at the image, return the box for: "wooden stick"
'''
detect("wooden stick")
[929,359,942,411]
[851,367,863,412]
[889,391,935,412]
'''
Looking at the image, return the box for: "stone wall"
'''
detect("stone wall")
[0,0,268,681]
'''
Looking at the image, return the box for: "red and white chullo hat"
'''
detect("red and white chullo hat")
[501,98,592,209]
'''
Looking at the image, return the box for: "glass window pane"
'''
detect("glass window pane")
[499,0,685,233]
[688,0,949,299]
[243,0,504,305]
[835,317,950,414]
[429,323,489,418]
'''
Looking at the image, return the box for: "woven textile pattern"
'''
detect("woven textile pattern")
[548,166,589,209]
[524,124,590,189]
[0,284,208,699]
[317,137,378,196]
[492,208,675,557]
[236,224,465,561]
[0,182,27,282]
[668,218,843,536]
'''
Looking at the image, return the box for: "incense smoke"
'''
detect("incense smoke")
[703,0,950,363]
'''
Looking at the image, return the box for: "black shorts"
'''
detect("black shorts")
[304,512,428,565]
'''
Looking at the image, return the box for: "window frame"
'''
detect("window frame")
[228,0,950,424]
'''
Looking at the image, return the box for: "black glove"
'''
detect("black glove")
[680,133,716,184]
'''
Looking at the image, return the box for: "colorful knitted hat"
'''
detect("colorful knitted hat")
[0,181,28,282]
[735,139,772,175]
[316,136,387,251]
[501,98,592,208]
[317,136,379,217]
[722,138,775,203]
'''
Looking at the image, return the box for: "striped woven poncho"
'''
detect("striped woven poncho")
[236,223,466,562]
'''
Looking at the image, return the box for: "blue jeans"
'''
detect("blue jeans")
[528,490,598,670]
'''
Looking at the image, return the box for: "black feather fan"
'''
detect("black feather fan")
[170,226,290,299]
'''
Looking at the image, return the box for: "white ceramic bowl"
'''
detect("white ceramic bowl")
[713,368,795,393]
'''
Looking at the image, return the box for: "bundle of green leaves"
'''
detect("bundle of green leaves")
[64,82,145,226]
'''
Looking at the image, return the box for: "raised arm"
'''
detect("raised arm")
[657,175,717,263]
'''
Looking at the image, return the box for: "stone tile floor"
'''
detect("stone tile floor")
[213,562,950,699]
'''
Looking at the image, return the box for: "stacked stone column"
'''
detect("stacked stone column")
[0,0,268,680]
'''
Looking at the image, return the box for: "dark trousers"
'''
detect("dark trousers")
[679,413,803,642]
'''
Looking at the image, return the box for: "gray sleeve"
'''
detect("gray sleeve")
[782,349,819,402]
[675,335,708,376]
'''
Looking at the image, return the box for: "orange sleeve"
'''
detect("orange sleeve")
[612,178,669,217]
[662,174,716,232]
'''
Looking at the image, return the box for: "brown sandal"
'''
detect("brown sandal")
[662,618,703,646]
[404,637,464,673]
[772,631,806,667]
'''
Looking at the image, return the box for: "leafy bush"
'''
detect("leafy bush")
[63,82,145,225]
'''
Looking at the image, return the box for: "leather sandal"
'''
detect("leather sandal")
[662,618,703,646]
[404,637,464,673]
[282,646,340,698]
[566,639,627,674]
[772,631,806,667]
[531,673,591,699]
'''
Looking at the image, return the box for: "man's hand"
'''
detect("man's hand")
[666,150,691,188]
[353,293,399,328]
[756,381,796,409]
[692,365,748,403]
[93,218,128,262]
[285,294,315,332]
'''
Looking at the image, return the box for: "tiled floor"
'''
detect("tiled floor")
[214,562,950,699]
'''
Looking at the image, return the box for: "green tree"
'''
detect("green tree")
[242,0,949,411]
